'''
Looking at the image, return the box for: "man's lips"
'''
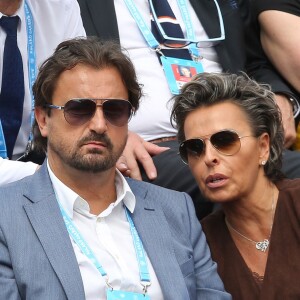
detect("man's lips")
[205,173,228,188]
[83,141,106,148]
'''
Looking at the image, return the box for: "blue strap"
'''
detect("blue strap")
[24,1,37,143]
[0,16,24,159]
[125,208,151,283]
[124,0,159,49]
[0,121,7,158]
[57,200,151,288]
[124,0,200,59]
[58,203,108,277]
[176,0,198,57]
[0,2,38,159]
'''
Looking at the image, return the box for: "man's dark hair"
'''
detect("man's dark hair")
[33,36,142,152]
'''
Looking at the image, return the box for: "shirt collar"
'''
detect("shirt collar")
[47,160,136,219]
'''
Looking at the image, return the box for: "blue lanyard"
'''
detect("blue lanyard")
[58,201,151,290]
[175,0,198,58]
[124,208,151,284]
[0,2,37,159]
[0,122,7,158]
[58,203,108,277]
[147,0,198,58]
[124,0,200,59]
[24,1,37,143]
[123,0,160,50]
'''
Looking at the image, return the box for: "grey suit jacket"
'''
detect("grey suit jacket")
[0,163,231,299]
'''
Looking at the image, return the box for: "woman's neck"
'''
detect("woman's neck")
[223,180,278,229]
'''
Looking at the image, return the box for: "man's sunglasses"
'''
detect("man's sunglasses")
[179,130,252,164]
[45,98,133,127]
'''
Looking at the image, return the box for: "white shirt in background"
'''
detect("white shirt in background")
[0,157,36,186]
[114,0,223,141]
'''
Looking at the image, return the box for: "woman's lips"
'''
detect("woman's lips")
[205,173,228,188]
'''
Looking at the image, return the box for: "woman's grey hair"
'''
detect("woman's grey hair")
[170,72,285,182]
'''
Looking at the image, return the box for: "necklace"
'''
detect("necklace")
[225,191,275,253]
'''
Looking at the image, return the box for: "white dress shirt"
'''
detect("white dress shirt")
[0,0,86,159]
[114,0,223,141]
[48,162,164,300]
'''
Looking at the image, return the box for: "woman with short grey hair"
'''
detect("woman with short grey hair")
[171,72,300,299]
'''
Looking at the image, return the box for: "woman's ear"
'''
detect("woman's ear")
[258,132,270,163]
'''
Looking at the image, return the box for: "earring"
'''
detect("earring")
[261,160,266,166]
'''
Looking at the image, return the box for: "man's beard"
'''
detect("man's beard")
[48,132,126,173]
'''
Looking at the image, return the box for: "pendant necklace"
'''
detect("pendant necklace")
[225,191,275,253]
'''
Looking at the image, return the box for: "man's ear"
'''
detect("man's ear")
[258,132,270,162]
[35,107,49,138]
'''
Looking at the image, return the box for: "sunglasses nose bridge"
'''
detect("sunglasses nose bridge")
[203,136,222,158]
[87,103,108,129]
[95,103,104,114]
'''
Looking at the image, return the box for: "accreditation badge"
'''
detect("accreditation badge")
[160,56,204,95]
[106,289,150,300]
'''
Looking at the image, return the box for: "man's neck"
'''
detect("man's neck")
[49,162,118,215]
[0,0,21,16]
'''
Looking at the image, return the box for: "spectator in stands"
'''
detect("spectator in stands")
[252,0,300,150]
[0,37,231,300]
[0,0,85,184]
[171,72,300,299]
[78,0,300,220]
[253,0,300,95]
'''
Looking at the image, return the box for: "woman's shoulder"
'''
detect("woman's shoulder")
[276,178,300,218]
[201,209,225,236]
[276,178,300,193]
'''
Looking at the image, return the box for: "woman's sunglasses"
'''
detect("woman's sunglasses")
[45,98,133,127]
[179,130,252,164]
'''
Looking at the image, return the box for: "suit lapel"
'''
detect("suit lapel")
[190,0,221,39]
[129,181,190,299]
[23,164,85,300]
[189,0,236,72]
[78,0,120,41]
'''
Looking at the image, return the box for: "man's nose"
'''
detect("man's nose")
[88,106,108,133]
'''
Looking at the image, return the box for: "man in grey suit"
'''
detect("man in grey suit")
[0,37,231,299]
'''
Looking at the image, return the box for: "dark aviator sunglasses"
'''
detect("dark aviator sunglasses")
[179,129,253,164]
[45,98,133,127]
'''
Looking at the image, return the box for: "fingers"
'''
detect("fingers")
[275,94,297,148]
[116,131,170,180]
[116,155,130,176]
[122,140,155,181]
[283,120,297,148]
[144,141,170,156]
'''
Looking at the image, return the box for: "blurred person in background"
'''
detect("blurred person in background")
[252,0,300,150]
